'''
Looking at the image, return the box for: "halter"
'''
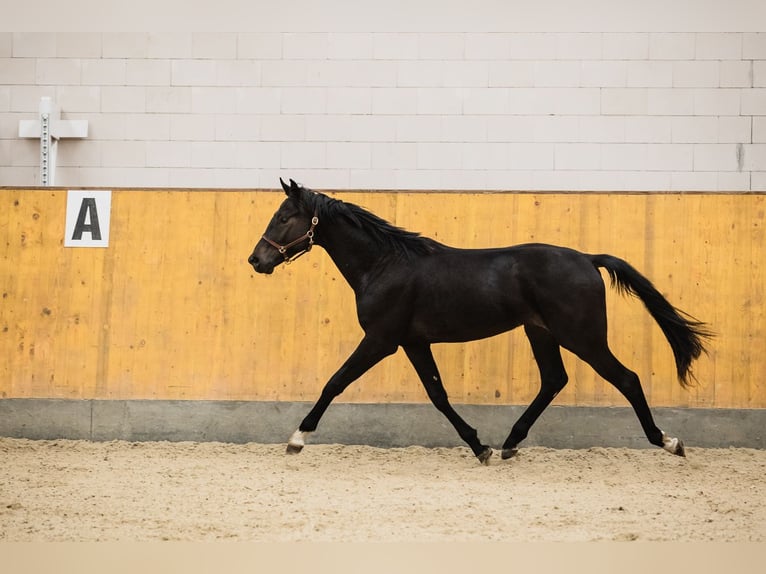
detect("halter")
[261,213,319,264]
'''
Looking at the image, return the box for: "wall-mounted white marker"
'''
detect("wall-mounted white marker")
[18,97,88,186]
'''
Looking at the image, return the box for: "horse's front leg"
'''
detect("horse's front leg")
[286,336,397,454]
[403,344,492,465]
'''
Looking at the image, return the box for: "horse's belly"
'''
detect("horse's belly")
[408,306,526,344]
[394,253,544,343]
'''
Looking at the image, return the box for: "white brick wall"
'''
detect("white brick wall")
[1,5,765,190]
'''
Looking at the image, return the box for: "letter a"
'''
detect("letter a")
[72,197,101,241]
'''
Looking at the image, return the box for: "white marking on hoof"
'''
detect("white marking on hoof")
[661,431,685,457]
[286,429,310,454]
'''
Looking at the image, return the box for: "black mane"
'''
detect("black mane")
[301,189,446,258]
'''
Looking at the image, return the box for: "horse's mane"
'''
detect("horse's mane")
[299,189,446,258]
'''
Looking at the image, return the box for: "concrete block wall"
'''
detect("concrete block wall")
[1,5,765,190]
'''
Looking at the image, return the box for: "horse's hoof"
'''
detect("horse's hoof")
[501,448,519,460]
[661,432,686,457]
[286,429,308,455]
[477,447,493,465]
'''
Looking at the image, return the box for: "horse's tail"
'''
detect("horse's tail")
[589,254,712,387]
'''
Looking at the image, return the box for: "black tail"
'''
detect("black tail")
[590,254,713,387]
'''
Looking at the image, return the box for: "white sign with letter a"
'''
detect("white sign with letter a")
[64,190,112,248]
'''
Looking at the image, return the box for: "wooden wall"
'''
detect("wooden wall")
[1,189,763,409]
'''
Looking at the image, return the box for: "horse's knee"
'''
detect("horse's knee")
[320,377,351,401]
[546,371,568,394]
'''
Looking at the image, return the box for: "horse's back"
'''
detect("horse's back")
[435,242,602,285]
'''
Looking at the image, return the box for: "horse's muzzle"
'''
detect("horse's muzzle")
[248,253,274,275]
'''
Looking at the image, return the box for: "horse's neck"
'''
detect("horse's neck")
[319,227,384,292]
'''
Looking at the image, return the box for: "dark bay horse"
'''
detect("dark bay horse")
[248,179,711,464]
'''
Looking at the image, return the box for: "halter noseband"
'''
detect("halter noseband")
[261,213,319,264]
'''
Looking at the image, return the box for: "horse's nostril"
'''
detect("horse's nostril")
[248,254,257,266]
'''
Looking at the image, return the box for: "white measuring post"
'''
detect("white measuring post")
[18,96,88,186]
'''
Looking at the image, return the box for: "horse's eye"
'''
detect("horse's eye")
[280,216,289,224]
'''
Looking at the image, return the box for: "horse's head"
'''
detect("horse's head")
[248,178,319,274]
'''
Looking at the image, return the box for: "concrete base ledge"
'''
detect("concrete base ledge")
[0,399,763,449]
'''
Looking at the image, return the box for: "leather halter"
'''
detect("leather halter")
[261,213,319,264]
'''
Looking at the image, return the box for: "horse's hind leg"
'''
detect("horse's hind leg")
[403,344,492,465]
[575,345,685,457]
[502,325,569,459]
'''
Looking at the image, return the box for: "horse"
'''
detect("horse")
[248,179,711,465]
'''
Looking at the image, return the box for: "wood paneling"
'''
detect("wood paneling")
[1,189,763,408]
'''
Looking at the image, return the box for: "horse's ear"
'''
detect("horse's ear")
[280,177,291,195]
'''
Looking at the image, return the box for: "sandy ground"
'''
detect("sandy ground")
[1,438,764,542]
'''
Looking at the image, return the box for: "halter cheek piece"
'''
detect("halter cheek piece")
[261,213,319,264]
